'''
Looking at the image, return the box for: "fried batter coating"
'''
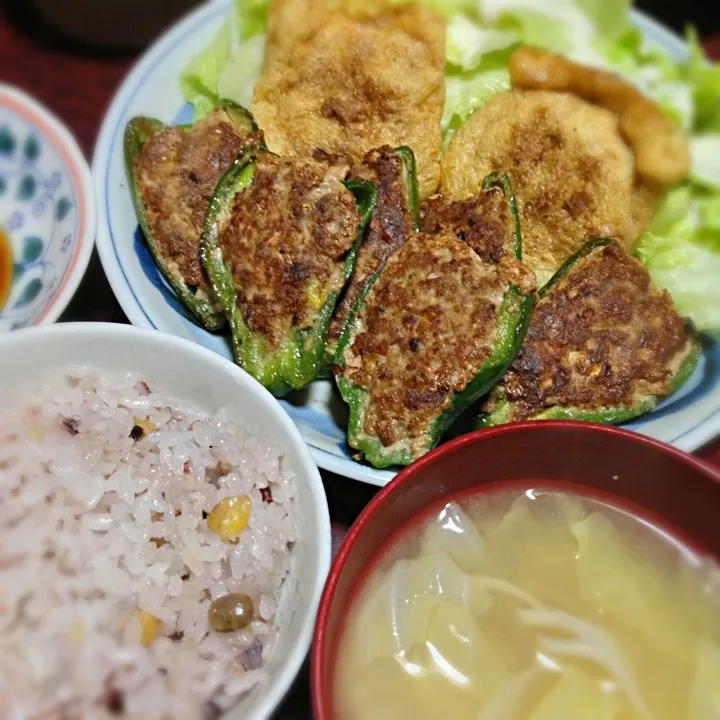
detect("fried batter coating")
[440,90,654,284]
[509,46,690,186]
[252,0,445,198]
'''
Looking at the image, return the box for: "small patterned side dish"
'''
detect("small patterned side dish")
[0,84,95,330]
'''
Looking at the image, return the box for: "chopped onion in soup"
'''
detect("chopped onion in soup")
[335,490,720,720]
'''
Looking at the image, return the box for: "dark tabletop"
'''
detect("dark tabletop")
[2,1,719,716]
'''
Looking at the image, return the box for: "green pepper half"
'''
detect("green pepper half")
[326,145,421,363]
[335,173,535,468]
[201,150,377,397]
[124,100,262,331]
[478,238,702,428]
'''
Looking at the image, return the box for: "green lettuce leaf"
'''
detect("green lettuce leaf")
[690,135,720,190]
[235,0,269,39]
[684,29,720,132]
[633,187,720,329]
[443,65,511,142]
[634,231,720,330]
[600,26,695,129]
[217,35,266,110]
[180,0,269,120]
[447,14,519,70]
[648,185,693,235]
[600,25,644,72]
[179,19,233,120]
[478,0,609,65]
[391,0,480,17]
[574,0,629,37]
[493,8,572,53]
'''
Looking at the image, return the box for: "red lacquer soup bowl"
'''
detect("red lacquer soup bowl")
[311,421,720,720]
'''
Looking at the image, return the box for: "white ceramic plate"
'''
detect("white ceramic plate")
[93,0,720,486]
[2,322,331,720]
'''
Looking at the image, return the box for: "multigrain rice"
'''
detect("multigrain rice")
[0,369,296,719]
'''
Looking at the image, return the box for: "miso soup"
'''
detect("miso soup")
[334,486,720,719]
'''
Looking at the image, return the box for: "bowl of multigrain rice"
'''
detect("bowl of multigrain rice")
[0,322,331,720]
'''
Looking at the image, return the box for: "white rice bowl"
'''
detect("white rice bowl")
[0,324,331,720]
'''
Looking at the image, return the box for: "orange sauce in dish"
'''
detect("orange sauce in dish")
[0,227,12,310]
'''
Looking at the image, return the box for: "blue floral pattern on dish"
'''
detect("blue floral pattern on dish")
[0,110,78,331]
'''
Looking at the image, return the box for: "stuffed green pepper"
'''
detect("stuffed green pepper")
[201,150,376,397]
[125,100,263,330]
[326,145,421,361]
[478,238,701,427]
[334,173,535,468]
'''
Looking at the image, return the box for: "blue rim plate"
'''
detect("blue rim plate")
[92,0,720,486]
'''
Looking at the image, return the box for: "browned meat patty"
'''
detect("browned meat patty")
[133,107,261,294]
[327,146,416,351]
[341,229,520,457]
[218,154,360,348]
[422,191,537,291]
[484,241,694,422]
[424,191,513,263]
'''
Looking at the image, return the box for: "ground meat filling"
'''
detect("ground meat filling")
[218,154,360,347]
[422,189,512,263]
[489,243,692,421]
[342,232,511,454]
[134,107,260,292]
[328,146,414,346]
[422,191,536,294]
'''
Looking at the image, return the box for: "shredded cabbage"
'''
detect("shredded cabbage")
[446,15,518,70]
[685,29,720,132]
[216,35,266,110]
[574,0,630,37]
[690,135,720,190]
[392,0,479,16]
[180,1,267,120]
[633,233,720,331]
[178,19,232,120]
[632,184,720,329]
[235,0,268,39]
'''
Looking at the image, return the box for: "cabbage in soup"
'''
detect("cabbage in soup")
[334,487,720,719]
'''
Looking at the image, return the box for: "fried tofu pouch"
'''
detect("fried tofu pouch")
[440,90,658,285]
[509,46,690,186]
[252,0,446,199]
